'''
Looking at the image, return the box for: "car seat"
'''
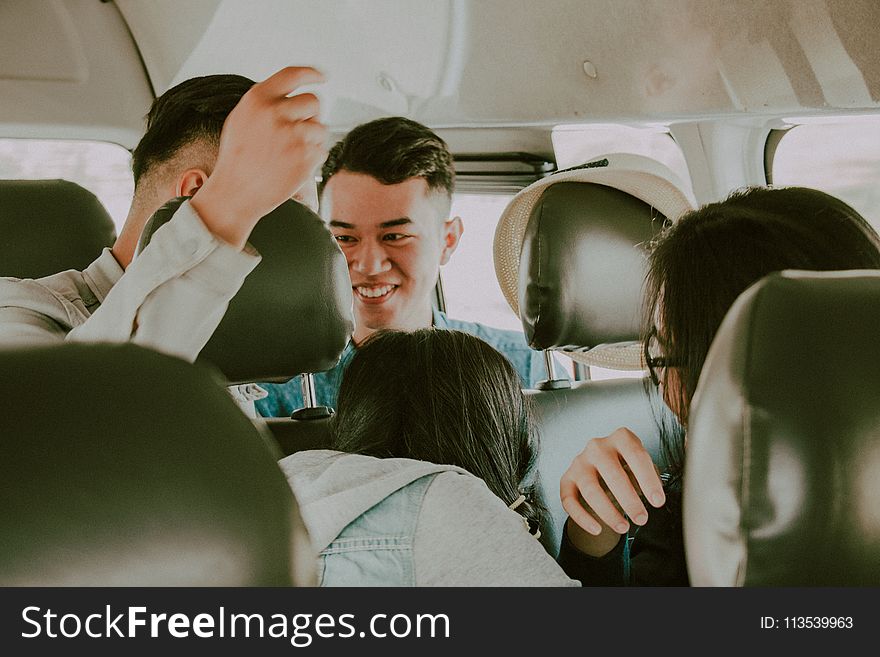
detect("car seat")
[0,179,116,278]
[685,270,880,585]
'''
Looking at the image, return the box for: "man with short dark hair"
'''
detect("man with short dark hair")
[0,67,326,365]
[256,117,552,417]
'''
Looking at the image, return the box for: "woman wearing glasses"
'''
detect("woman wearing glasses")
[557,186,880,585]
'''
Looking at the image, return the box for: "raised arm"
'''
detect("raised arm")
[69,67,329,360]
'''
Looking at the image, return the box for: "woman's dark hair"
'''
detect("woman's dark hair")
[644,186,880,479]
[332,328,545,534]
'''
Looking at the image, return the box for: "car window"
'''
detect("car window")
[0,138,133,233]
[443,193,518,332]
[769,117,880,231]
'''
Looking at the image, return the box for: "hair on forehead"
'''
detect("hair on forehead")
[319,117,455,200]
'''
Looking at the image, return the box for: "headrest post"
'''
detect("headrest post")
[543,350,559,380]
[299,372,317,409]
[573,361,591,381]
[290,372,335,421]
[535,349,571,391]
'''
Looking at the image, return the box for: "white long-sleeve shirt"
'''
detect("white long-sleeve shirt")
[0,200,259,362]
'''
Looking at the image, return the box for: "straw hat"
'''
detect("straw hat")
[493,153,697,369]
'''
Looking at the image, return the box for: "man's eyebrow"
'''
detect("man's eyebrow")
[379,217,412,228]
[328,218,413,229]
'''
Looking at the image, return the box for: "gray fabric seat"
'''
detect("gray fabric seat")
[0,179,116,278]
[0,342,312,585]
[531,380,667,553]
[685,270,880,585]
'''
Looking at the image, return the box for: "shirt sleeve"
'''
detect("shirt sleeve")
[626,490,688,586]
[557,489,689,586]
[0,303,62,345]
[67,200,260,362]
[414,471,579,586]
[557,524,627,586]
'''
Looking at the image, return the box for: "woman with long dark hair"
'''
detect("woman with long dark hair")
[558,186,880,585]
[280,328,575,586]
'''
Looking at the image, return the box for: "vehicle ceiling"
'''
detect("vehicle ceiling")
[1,0,879,154]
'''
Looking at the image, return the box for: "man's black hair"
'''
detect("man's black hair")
[320,116,454,198]
[131,74,256,187]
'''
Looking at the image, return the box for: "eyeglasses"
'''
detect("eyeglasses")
[644,327,680,386]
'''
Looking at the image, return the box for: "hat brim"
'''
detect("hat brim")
[562,341,646,370]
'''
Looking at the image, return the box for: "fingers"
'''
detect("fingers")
[561,478,602,536]
[193,67,329,243]
[295,117,329,147]
[582,438,641,529]
[560,453,629,535]
[614,427,666,508]
[279,93,321,123]
[595,452,647,529]
[257,66,325,97]
[560,427,666,536]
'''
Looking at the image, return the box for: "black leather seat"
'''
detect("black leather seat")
[136,197,354,454]
[500,178,676,555]
[0,179,116,278]
[0,342,312,585]
[685,270,880,585]
[137,197,353,385]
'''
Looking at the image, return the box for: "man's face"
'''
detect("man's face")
[322,171,461,343]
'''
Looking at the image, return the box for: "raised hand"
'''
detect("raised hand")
[191,66,328,248]
[560,427,666,554]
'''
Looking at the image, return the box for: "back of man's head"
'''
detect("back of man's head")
[131,74,256,191]
[320,117,454,201]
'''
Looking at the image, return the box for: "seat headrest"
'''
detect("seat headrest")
[685,270,880,585]
[0,342,313,585]
[494,154,695,369]
[137,197,354,384]
[0,179,116,278]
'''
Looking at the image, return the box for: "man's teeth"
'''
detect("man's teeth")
[357,285,394,298]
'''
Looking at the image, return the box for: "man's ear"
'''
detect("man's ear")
[175,168,209,198]
[439,216,463,265]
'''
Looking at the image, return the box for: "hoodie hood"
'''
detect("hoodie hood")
[279,450,470,553]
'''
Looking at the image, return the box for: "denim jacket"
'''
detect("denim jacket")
[319,475,435,586]
[279,450,578,587]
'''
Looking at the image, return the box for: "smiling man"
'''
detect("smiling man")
[256,117,552,417]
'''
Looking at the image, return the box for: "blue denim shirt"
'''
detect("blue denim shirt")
[255,309,553,417]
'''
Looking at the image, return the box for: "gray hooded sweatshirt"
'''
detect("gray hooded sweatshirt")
[280,450,578,587]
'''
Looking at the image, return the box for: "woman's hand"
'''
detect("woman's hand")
[560,427,666,554]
